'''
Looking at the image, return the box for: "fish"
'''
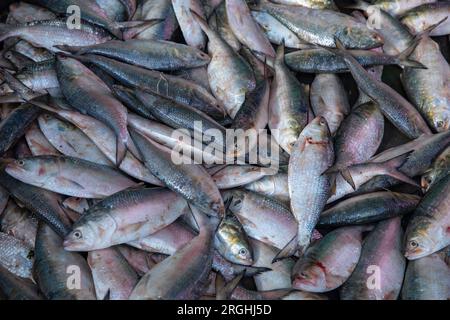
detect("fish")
[401,32,450,132]
[0,166,71,238]
[284,46,424,73]
[330,102,384,170]
[63,187,189,251]
[329,39,431,139]
[0,264,43,300]
[287,116,334,256]
[310,73,350,136]
[292,226,370,293]
[214,211,253,266]
[171,0,207,50]
[319,192,421,227]
[211,165,277,189]
[340,217,406,300]
[269,44,309,154]
[401,247,450,300]
[270,0,336,9]
[0,104,40,157]
[56,55,130,164]
[191,9,256,119]
[208,2,241,52]
[0,200,37,249]
[58,39,210,71]
[0,232,34,279]
[421,147,449,192]
[404,174,450,260]
[401,2,450,36]
[129,207,217,299]
[244,173,289,203]
[34,222,96,300]
[133,0,178,40]
[87,247,139,300]
[0,19,112,52]
[5,156,137,198]
[225,0,276,58]
[131,129,225,217]
[251,0,383,49]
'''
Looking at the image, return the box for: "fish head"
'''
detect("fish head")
[300,116,331,144]
[404,233,435,260]
[63,223,96,251]
[343,27,383,49]
[420,171,434,192]
[5,158,46,181]
[432,114,450,133]
[292,261,327,292]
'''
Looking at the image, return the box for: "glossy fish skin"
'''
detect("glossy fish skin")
[87,247,139,300]
[289,117,334,254]
[244,173,289,203]
[0,168,71,238]
[0,200,37,249]
[0,232,34,279]
[319,192,420,227]
[117,245,156,277]
[225,0,276,58]
[270,0,336,9]
[129,208,216,300]
[404,174,450,260]
[38,114,112,166]
[7,1,56,23]
[32,102,162,186]
[250,239,295,291]
[64,188,189,251]
[332,102,384,169]
[5,156,136,199]
[133,0,178,41]
[208,2,241,52]
[192,10,256,119]
[310,73,350,136]
[284,47,424,73]
[269,45,308,154]
[401,2,450,36]
[292,226,368,293]
[251,11,308,49]
[0,19,112,52]
[252,0,383,49]
[12,40,54,63]
[34,0,123,38]
[76,54,224,119]
[421,147,449,192]
[401,248,450,300]
[0,104,40,157]
[13,59,58,93]
[34,223,96,300]
[134,89,226,136]
[402,35,450,132]
[359,131,450,193]
[212,165,276,189]
[0,264,43,300]
[171,0,207,50]
[331,41,431,139]
[131,130,224,217]
[366,0,436,16]
[340,217,406,300]
[225,190,322,251]
[56,56,130,164]
[215,213,253,266]
[60,39,210,71]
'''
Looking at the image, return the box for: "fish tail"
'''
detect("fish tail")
[215,272,244,300]
[396,38,427,69]
[189,9,213,37]
[272,234,298,263]
[415,16,448,39]
[0,23,15,42]
[380,151,420,187]
[118,19,163,40]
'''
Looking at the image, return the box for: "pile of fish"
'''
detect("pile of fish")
[0,0,448,300]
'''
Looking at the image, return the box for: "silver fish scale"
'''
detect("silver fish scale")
[0,232,34,279]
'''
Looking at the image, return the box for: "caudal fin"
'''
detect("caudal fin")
[215,272,244,300]
[380,151,420,187]
[272,235,298,263]
[396,38,427,69]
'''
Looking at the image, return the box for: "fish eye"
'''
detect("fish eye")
[319,119,326,126]
[409,240,419,248]
[238,248,248,257]
[72,230,83,239]
[436,120,444,128]
[17,160,25,166]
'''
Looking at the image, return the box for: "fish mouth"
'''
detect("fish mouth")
[63,238,85,251]
[292,275,318,291]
